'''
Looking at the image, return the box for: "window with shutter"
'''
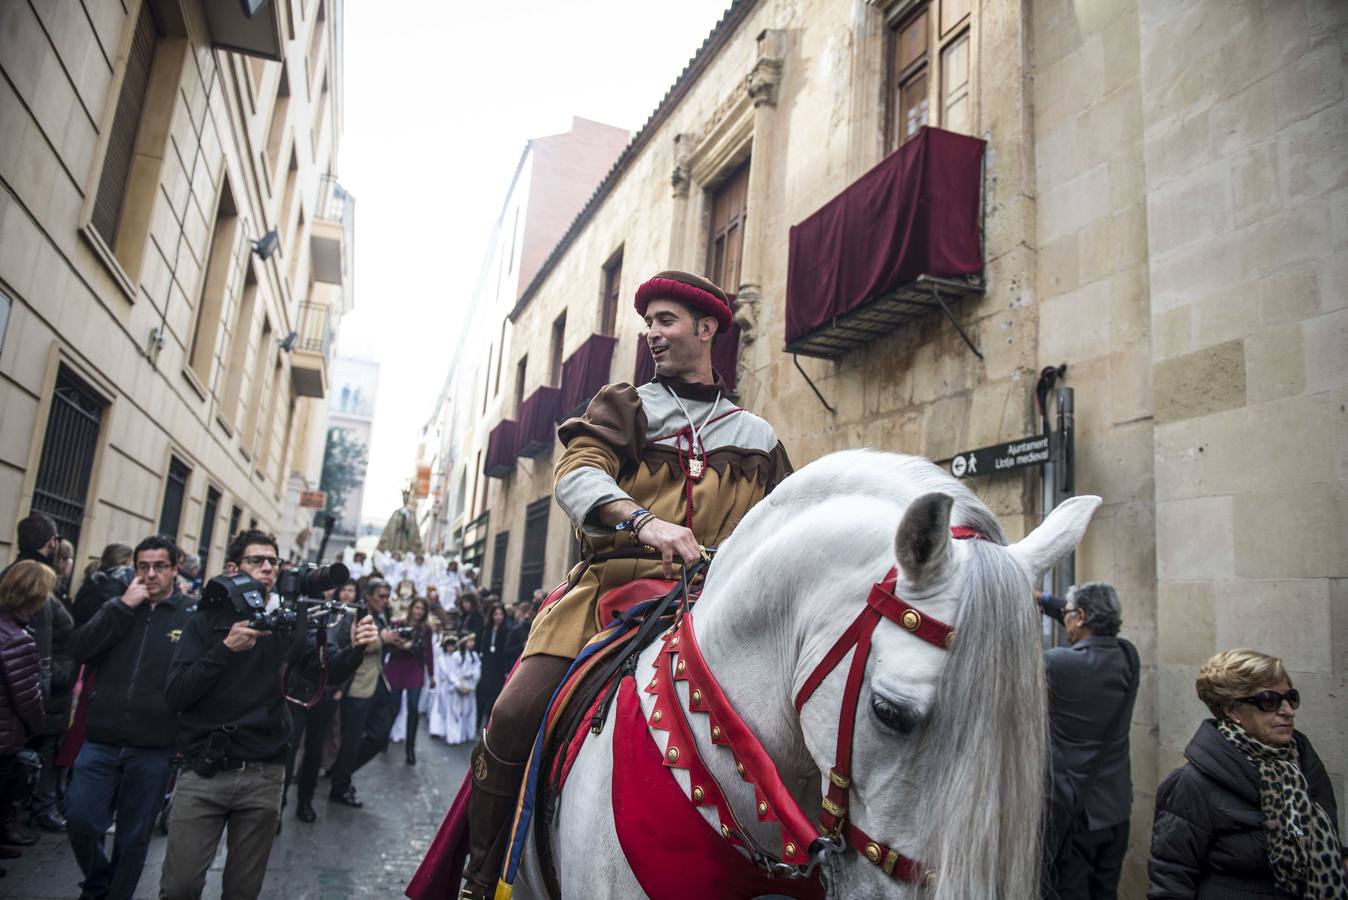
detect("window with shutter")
[158,456,191,540]
[91,3,160,247]
[706,162,749,294]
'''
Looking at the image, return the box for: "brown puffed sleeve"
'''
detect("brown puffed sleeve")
[555,383,648,485]
[765,441,794,495]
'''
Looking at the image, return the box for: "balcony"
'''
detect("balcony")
[203,0,283,61]
[516,386,563,458]
[483,420,519,478]
[311,174,355,313]
[290,301,332,398]
[783,127,985,360]
[559,333,617,419]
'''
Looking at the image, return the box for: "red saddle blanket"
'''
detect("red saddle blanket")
[405,577,678,899]
[611,677,825,900]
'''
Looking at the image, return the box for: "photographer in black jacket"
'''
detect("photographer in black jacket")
[65,534,193,900]
[158,530,377,900]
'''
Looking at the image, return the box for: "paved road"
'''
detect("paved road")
[3,724,472,899]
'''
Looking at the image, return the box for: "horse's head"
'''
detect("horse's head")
[793,487,1100,899]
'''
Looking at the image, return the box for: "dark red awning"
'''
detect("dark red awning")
[516,387,563,458]
[483,420,518,478]
[560,333,618,418]
[633,321,741,394]
[785,127,985,353]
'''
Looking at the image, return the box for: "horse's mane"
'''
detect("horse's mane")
[746,449,1008,545]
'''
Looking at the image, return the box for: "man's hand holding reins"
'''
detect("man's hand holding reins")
[634,517,701,579]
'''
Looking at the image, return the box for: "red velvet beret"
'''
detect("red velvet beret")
[634,270,734,334]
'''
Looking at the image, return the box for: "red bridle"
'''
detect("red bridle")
[648,526,983,887]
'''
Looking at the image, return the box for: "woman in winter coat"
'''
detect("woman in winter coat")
[0,561,56,860]
[1148,648,1346,899]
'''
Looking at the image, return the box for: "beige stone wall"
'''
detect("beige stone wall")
[1030,0,1157,892]
[1141,0,1347,835]
[0,0,346,569]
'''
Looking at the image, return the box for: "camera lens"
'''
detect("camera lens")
[297,562,350,596]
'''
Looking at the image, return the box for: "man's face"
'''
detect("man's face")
[135,548,178,601]
[645,299,713,379]
[228,543,279,592]
[366,587,391,613]
[42,534,59,561]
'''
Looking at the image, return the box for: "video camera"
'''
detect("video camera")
[202,562,354,632]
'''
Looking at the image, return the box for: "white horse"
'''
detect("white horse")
[513,450,1101,899]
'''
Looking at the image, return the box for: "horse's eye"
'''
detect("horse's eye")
[871,695,924,735]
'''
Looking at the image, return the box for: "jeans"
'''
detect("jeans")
[158,764,285,900]
[65,741,175,900]
[27,731,63,816]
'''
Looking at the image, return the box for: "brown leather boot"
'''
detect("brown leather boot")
[461,738,526,898]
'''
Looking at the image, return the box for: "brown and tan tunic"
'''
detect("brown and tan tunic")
[522,374,791,659]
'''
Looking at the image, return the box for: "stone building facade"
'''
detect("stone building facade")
[423,0,1344,892]
[0,0,354,572]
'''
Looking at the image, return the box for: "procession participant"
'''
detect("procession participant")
[444,633,480,746]
[460,271,792,898]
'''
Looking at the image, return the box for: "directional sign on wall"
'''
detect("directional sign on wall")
[949,435,1051,479]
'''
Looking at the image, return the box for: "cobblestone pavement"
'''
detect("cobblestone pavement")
[3,725,472,899]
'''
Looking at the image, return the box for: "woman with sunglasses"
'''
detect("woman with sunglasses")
[1149,649,1346,898]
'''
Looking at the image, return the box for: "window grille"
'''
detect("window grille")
[490,530,509,595]
[518,497,551,602]
[158,456,191,539]
[31,369,106,554]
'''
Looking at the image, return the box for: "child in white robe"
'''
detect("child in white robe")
[428,633,455,739]
[445,633,481,745]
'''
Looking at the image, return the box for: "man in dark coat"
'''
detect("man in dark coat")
[65,534,195,900]
[1041,582,1139,900]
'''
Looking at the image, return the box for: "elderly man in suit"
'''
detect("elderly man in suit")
[1040,582,1139,900]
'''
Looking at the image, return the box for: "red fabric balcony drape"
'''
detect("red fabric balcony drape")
[483,420,519,477]
[516,387,563,458]
[784,127,985,346]
[560,334,618,417]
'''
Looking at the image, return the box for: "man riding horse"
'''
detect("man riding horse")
[461,270,793,898]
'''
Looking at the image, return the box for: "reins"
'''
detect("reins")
[653,525,985,888]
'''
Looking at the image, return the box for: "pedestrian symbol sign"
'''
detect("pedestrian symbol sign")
[949,435,1051,479]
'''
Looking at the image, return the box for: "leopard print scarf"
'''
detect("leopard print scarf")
[1217,718,1347,898]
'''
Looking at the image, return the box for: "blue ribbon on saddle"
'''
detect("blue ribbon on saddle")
[496,595,670,899]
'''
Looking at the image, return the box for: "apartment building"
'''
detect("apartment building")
[0,0,354,570]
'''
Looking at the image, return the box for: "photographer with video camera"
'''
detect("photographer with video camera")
[158,531,377,900]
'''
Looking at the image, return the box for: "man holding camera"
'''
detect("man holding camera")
[159,531,378,900]
[65,535,193,900]
[327,577,398,809]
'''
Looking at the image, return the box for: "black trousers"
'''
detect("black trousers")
[1047,820,1129,900]
[329,681,395,794]
[285,695,337,805]
[393,687,422,754]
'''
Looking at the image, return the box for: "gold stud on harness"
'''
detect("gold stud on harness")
[865,842,883,864]
[901,609,921,631]
[666,746,679,763]
[692,786,704,802]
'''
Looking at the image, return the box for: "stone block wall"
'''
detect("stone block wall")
[1141,0,1348,837]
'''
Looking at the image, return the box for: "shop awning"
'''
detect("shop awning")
[559,333,618,419]
[516,387,563,458]
[483,420,518,478]
[633,320,741,394]
[784,127,985,359]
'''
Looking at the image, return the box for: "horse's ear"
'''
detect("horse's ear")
[895,492,955,587]
[1007,495,1103,585]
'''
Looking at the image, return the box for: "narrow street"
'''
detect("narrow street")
[4,727,471,899]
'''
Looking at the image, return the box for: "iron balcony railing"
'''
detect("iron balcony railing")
[295,300,334,357]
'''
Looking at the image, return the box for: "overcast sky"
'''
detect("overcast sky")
[336,1,735,523]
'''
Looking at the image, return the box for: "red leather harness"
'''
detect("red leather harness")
[646,526,981,887]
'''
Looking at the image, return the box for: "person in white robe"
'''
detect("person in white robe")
[445,633,481,745]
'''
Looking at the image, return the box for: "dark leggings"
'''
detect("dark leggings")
[483,654,571,762]
[395,687,422,745]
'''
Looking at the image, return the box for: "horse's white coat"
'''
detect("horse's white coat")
[513,451,1100,899]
